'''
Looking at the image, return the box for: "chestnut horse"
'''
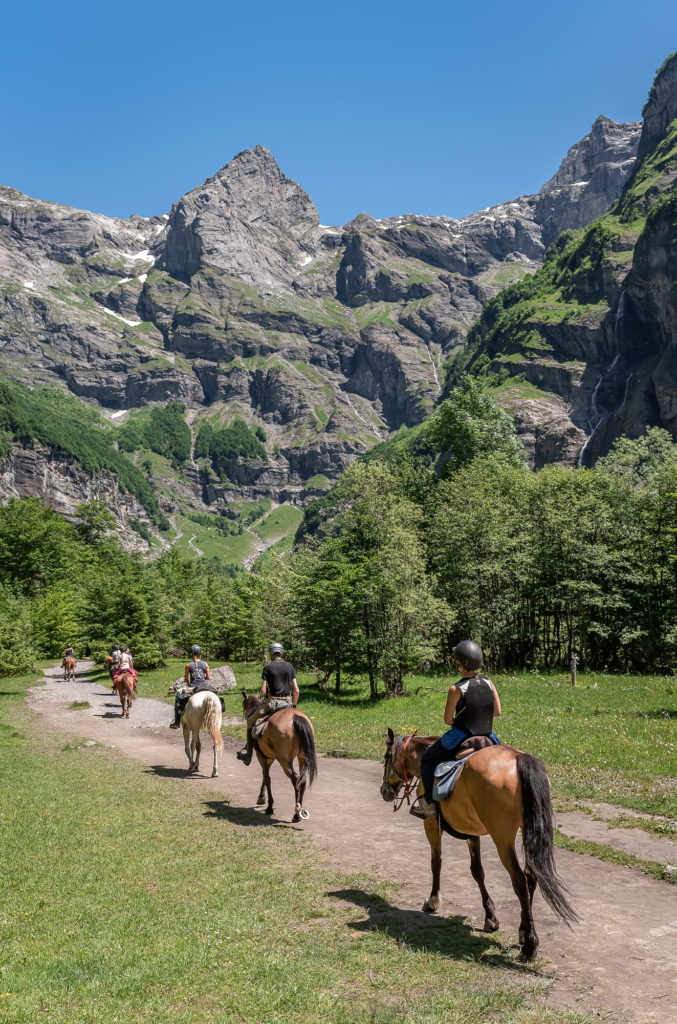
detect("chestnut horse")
[241,692,317,823]
[381,730,577,960]
[63,657,76,681]
[181,691,223,777]
[113,671,137,718]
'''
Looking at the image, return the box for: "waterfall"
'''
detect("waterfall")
[577,288,628,467]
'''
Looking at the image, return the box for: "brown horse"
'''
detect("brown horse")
[381,730,577,960]
[241,692,317,823]
[113,671,137,718]
[103,655,114,675]
[63,657,76,681]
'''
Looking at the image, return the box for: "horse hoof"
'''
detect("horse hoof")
[211,770,218,778]
[265,807,274,816]
[483,919,500,933]
[422,900,438,914]
[298,808,310,820]
[256,796,266,806]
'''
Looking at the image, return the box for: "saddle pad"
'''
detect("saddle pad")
[252,716,269,738]
[433,757,469,802]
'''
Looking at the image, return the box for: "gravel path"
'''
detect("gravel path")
[27,663,677,1024]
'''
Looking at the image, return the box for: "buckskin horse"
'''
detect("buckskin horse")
[63,657,76,681]
[181,691,223,778]
[241,692,317,823]
[381,729,577,960]
[113,670,137,719]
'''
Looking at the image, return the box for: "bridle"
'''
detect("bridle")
[383,732,419,812]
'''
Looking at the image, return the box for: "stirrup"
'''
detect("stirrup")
[236,748,252,764]
[409,798,437,819]
[169,719,180,729]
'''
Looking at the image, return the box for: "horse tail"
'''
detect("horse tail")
[517,752,578,927]
[202,694,223,751]
[293,715,317,787]
[124,676,136,702]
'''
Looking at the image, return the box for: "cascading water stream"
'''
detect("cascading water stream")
[577,289,628,467]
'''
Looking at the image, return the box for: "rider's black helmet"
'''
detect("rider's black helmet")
[121,645,128,652]
[191,645,201,656]
[452,640,484,671]
[268,642,284,656]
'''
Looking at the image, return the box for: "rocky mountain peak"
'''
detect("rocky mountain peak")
[161,146,320,287]
[534,115,641,247]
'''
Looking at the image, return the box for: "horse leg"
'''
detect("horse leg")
[496,841,539,961]
[422,813,442,913]
[182,721,193,770]
[467,837,499,932]
[256,780,267,805]
[258,757,274,815]
[284,762,303,822]
[192,734,201,774]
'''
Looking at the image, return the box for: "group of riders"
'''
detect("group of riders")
[64,636,500,800]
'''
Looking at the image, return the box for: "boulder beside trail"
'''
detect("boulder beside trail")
[167,664,237,695]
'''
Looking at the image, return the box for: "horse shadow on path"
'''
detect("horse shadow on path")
[203,798,298,831]
[328,888,527,971]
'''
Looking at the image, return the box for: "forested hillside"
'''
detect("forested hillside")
[2,377,674,680]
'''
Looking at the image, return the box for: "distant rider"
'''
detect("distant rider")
[169,645,224,729]
[113,645,139,689]
[62,644,75,667]
[411,640,501,818]
[237,642,299,765]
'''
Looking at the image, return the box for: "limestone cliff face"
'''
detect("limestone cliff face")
[0,441,155,550]
[0,114,642,505]
[466,54,677,468]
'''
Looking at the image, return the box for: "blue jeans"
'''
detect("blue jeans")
[421,731,500,803]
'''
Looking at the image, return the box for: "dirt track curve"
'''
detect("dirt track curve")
[28,663,677,1024]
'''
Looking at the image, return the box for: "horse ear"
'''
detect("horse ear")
[386,727,394,745]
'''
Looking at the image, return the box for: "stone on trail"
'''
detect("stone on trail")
[167,664,237,695]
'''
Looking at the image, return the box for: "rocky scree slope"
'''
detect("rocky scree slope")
[0,122,639,522]
[465,54,677,468]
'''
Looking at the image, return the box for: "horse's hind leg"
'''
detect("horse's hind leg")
[192,735,201,773]
[496,842,538,961]
[467,837,499,932]
[258,758,274,814]
[182,722,193,770]
[422,813,442,913]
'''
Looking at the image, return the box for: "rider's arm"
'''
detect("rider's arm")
[292,677,299,707]
[443,685,461,726]
[260,668,268,698]
[490,680,501,717]
[205,663,211,680]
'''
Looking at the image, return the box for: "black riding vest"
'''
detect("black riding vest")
[453,675,495,736]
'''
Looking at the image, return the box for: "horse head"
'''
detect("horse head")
[381,728,403,802]
[242,691,262,718]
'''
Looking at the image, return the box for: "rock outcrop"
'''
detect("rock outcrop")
[466,54,677,467]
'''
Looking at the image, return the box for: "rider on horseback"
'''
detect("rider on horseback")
[237,642,299,765]
[169,645,224,729]
[62,643,75,668]
[411,640,501,818]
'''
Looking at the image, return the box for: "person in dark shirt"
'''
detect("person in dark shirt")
[411,640,501,818]
[237,642,299,764]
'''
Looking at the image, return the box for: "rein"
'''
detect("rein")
[391,732,419,812]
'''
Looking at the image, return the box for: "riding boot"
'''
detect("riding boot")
[236,728,253,764]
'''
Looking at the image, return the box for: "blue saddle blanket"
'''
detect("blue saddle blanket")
[432,757,470,802]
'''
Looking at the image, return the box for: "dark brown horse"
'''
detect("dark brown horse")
[241,692,317,823]
[113,671,137,719]
[63,657,76,681]
[381,730,577,960]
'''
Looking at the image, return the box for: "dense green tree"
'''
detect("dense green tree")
[425,375,525,476]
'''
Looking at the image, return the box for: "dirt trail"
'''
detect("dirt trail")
[28,665,677,1024]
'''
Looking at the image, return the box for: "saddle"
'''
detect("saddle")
[251,699,293,738]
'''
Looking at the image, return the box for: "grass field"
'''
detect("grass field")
[117,661,677,818]
[0,669,592,1024]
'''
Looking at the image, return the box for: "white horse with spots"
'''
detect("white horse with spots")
[182,691,223,777]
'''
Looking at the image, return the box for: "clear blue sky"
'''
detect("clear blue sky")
[2,1,676,225]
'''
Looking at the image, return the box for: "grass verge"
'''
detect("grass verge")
[0,671,591,1024]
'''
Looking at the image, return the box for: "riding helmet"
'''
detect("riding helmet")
[191,645,201,656]
[452,640,484,671]
[268,642,284,656]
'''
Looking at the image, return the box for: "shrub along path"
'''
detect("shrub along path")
[27,663,677,1024]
